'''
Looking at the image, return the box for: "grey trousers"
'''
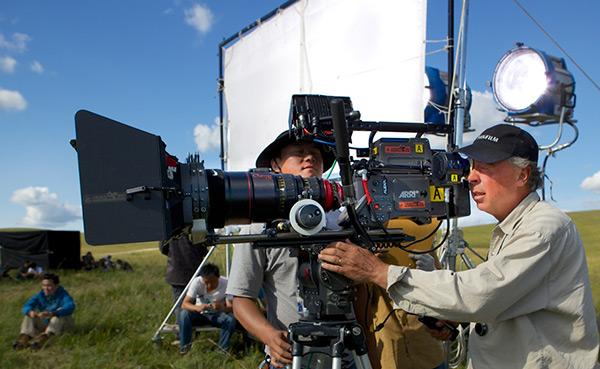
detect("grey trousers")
[20,315,74,336]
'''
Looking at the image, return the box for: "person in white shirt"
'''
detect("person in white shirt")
[178,263,236,354]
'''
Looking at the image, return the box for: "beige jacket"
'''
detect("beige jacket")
[387,192,599,369]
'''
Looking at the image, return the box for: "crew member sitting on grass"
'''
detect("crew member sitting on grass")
[13,273,75,350]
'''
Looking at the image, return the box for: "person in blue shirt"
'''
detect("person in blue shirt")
[12,273,75,350]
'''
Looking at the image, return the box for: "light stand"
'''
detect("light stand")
[442,0,476,367]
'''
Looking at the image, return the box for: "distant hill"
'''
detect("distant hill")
[0,227,45,232]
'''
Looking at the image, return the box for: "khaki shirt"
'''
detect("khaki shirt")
[387,192,599,369]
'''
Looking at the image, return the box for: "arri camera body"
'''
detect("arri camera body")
[288,94,470,227]
[282,95,471,322]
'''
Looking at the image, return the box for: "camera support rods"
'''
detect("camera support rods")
[331,99,354,202]
[331,99,374,249]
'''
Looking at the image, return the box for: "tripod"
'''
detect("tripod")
[438,226,485,271]
[438,223,485,369]
[289,318,372,369]
[287,244,373,369]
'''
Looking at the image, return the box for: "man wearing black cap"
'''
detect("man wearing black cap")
[318,124,599,368]
[226,131,345,368]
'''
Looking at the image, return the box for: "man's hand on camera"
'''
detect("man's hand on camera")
[264,328,292,368]
[409,253,435,271]
[318,240,389,289]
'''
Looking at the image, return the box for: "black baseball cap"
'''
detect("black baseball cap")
[459,124,539,164]
[255,131,336,172]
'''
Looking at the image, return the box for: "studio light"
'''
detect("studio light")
[424,66,448,125]
[492,44,575,124]
[424,66,472,129]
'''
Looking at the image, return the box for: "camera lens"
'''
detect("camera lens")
[204,171,339,228]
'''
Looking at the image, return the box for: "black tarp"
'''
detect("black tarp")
[0,230,81,270]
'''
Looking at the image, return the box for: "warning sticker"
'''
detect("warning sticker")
[450,173,459,183]
[430,186,445,202]
[415,144,424,153]
[385,145,411,154]
[398,200,426,209]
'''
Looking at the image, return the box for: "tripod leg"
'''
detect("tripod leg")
[439,247,448,266]
[348,324,373,369]
[331,329,345,369]
[464,243,486,262]
[291,340,303,369]
[460,252,476,269]
[352,352,373,369]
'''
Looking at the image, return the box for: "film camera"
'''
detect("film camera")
[73,95,469,368]
[74,94,469,246]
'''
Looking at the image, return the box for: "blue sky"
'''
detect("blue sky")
[1,0,599,230]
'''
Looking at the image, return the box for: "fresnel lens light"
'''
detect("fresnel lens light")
[492,43,575,124]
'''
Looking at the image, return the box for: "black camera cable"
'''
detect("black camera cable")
[399,208,451,255]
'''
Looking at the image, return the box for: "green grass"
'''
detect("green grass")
[0,243,259,369]
[1,210,599,368]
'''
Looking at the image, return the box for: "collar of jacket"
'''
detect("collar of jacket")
[494,191,540,236]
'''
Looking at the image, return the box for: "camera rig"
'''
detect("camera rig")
[74,94,469,247]
[73,94,469,368]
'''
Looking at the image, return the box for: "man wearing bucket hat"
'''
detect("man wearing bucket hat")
[253,131,336,178]
[226,131,351,368]
[319,124,600,368]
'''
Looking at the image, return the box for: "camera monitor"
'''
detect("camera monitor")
[74,110,182,245]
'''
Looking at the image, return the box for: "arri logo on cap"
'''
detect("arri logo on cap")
[477,134,499,143]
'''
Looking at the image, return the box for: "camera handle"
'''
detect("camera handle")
[330,99,374,250]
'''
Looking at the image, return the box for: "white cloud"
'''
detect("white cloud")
[0,32,31,53]
[30,60,44,74]
[11,187,82,228]
[184,3,214,34]
[194,118,221,152]
[0,87,27,111]
[424,90,507,149]
[0,56,17,73]
[581,170,600,194]
[464,90,507,144]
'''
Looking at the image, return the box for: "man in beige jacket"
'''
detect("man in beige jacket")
[320,124,599,369]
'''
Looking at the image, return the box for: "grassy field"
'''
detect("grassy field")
[0,240,259,369]
[1,210,599,368]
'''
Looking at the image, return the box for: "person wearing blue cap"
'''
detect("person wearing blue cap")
[319,124,599,369]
